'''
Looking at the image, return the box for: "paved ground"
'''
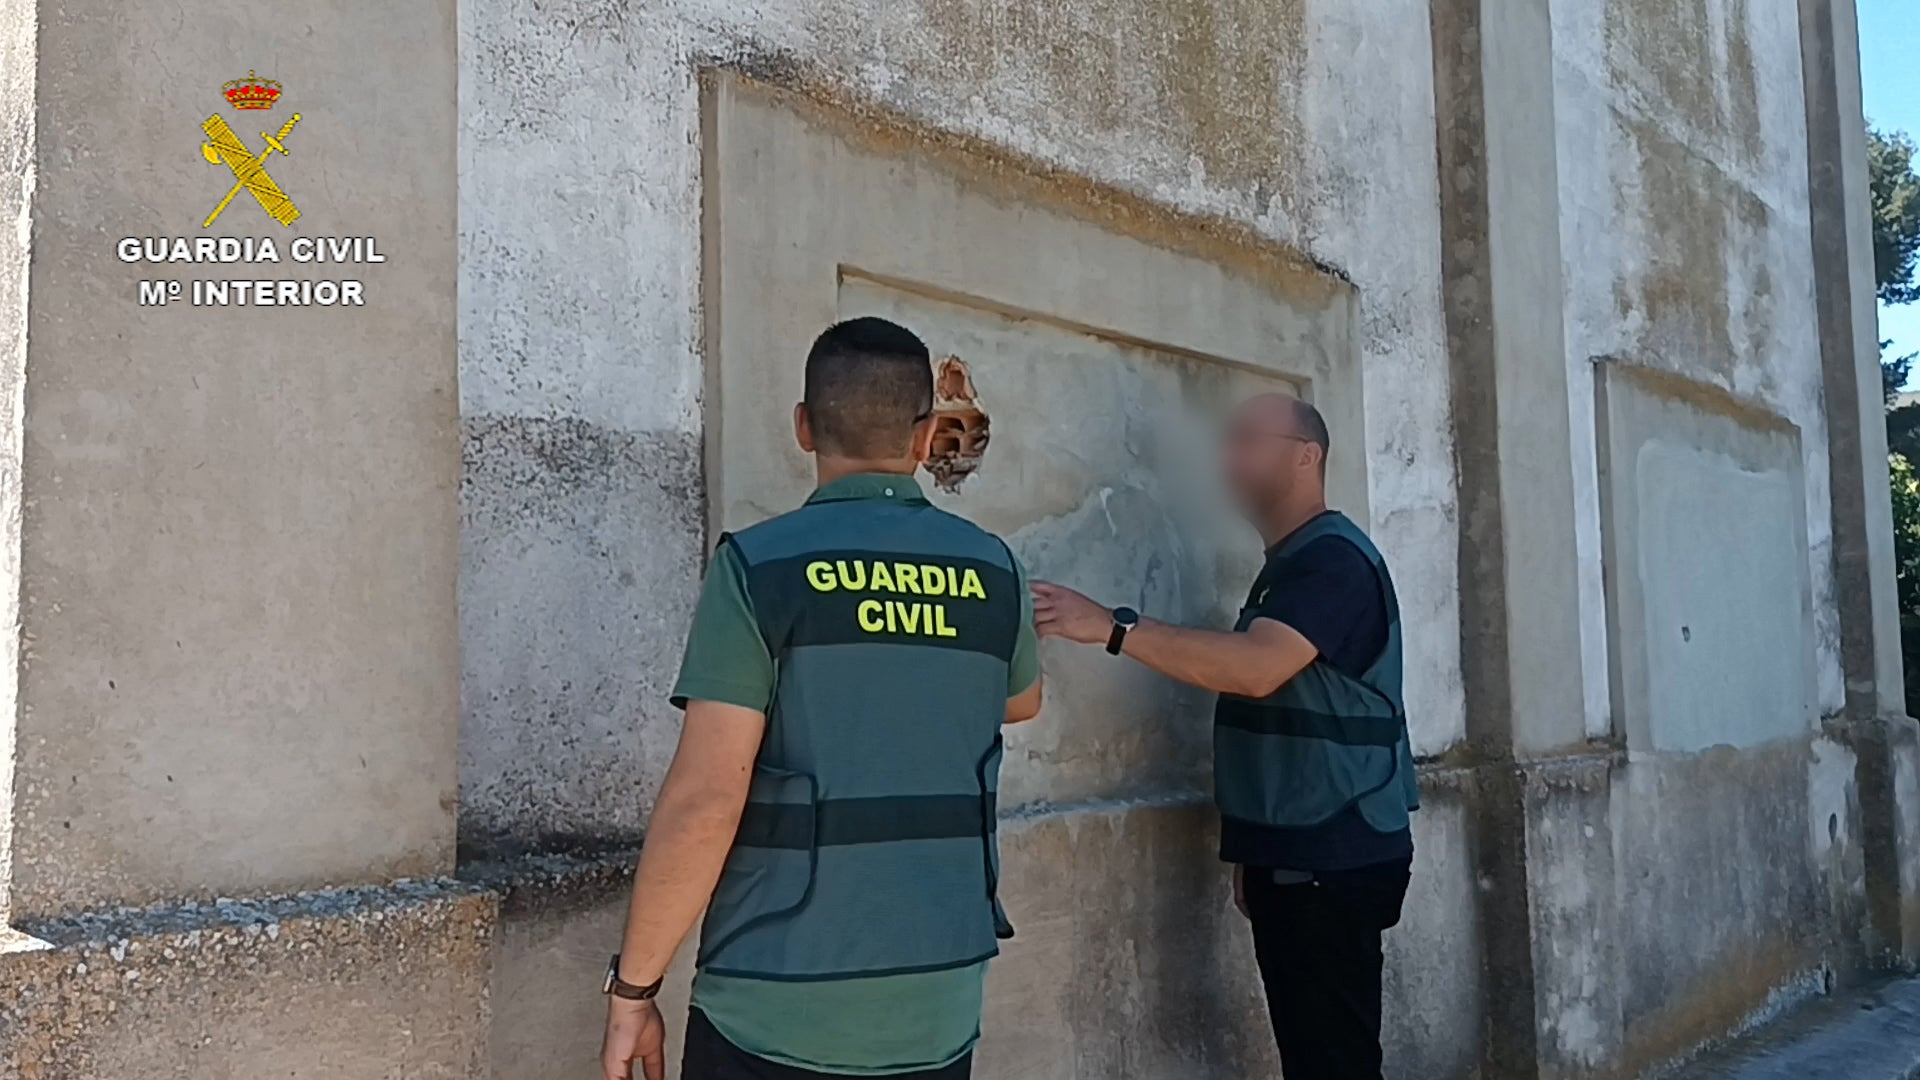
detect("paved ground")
[1665,978,1920,1079]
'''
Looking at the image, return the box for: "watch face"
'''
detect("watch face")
[1113,606,1140,628]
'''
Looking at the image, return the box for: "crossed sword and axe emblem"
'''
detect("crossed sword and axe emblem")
[200,112,303,228]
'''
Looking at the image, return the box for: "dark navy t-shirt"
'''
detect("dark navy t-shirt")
[1218,513,1414,872]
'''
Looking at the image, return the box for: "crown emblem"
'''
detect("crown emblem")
[222,70,282,111]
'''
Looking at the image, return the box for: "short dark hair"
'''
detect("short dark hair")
[1291,397,1330,474]
[804,318,934,458]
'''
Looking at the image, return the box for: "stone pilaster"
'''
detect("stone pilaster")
[1801,0,1920,970]
[1430,0,1606,1074]
[2,0,459,923]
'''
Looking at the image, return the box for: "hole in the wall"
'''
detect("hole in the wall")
[925,356,990,493]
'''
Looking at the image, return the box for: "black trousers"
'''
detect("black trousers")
[683,1009,974,1080]
[1244,858,1413,1080]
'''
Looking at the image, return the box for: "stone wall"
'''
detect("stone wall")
[454,0,1460,855]
[1,0,1914,1077]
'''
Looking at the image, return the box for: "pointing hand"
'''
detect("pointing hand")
[1030,581,1112,646]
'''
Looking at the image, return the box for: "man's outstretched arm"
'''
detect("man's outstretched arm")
[601,699,765,1080]
[1030,581,1317,699]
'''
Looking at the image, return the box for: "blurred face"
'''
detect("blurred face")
[1222,398,1320,523]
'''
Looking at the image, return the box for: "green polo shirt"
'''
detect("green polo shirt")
[670,473,1039,1076]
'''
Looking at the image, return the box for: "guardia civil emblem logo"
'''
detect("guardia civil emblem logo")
[114,67,382,309]
[200,71,302,228]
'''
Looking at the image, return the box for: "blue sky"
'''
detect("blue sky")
[1860,0,1919,383]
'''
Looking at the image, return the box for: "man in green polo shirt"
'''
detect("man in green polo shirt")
[600,317,1044,1080]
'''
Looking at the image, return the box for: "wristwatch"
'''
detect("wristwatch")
[1106,606,1140,656]
[603,954,664,1001]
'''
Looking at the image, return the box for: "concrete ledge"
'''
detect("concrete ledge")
[0,782,1480,1080]
[0,880,495,1080]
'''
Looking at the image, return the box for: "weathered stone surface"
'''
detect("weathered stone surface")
[473,852,694,1080]
[6,0,461,921]
[457,0,1465,847]
[0,881,494,1080]
[458,419,704,856]
[0,0,1903,1076]
[1555,0,1836,732]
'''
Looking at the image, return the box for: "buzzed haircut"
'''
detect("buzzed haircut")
[1291,397,1331,473]
[804,318,935,458]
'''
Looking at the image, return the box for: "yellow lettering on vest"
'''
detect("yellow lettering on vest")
[895,564,921,594]
[960,568,987,600]
[806,561,836,592]
[884,598,899,633]
[857,599,884,633]
[920,565,947,596]
[835,560,867,590]
[900,602,923,634]
[869,561,895,592]
[946,566,960,597]
[934,604,958,638]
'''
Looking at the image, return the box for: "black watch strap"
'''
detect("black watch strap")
[1106,607,1139,656]
[604,954,664,1001]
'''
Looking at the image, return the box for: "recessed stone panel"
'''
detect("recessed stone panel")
[1595,363,1817,753]
[703,75,1364,806]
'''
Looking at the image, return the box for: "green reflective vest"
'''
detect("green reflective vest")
[1213,512,1420,834]
[698,487,1021,981]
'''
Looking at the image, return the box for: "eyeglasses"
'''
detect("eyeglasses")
[1227,429,1318,446]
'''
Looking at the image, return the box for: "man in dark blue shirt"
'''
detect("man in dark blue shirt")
[1223,522,1411,871]
[1032,393,1414,1080]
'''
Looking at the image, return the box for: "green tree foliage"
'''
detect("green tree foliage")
[1872,128,1920,703]
[1873,129,1920,434]
[1873,127,1920,306]
[1888,400,1920,463]
[1875,128,1920,443]
[1893,454,1920,615]
[1884,341,1914,405]
[1890,455,1920,712]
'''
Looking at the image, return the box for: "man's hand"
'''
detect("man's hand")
[1030,581,1112,645]
[601,998,666,1080]
[602,698,761,1080]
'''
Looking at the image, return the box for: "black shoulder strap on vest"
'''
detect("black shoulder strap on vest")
[718,531,794,656]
